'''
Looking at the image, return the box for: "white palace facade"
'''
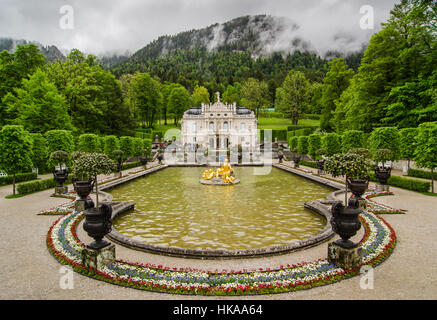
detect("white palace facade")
[181,93,258,153]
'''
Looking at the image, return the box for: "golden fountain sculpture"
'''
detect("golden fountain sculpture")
[200,159,240,185]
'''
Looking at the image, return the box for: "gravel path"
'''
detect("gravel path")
[0,161,436,300]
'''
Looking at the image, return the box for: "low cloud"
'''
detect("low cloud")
[0,0,399,56]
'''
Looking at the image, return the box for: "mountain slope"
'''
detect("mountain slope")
[0,37,65,62]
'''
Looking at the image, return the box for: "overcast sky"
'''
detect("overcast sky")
[0,0,400,56]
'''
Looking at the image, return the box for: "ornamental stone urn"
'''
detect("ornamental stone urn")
[347,176,369,210]
[292,155,301,168]
[330,199,362,249]
[83,203,113,250]
[374,166,391,192]
[73,178,95,211]
[53,164,69,194]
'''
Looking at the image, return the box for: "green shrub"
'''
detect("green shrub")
[77,134,100,153]
[300,160,318,169]
[408,168,435,180]
[103,136,119,159]
[30,133,49,173]
[368,127,400,160]
[0,172,38,186]
[119,136,134,160]
[143,139,152,156]
[342,130,364,153]
[369,172,430,193]
[297,136,309,155]
[132,138,144,156]
[45,130,75,155]
[288,136,299,152]
[322,133,341,156]
[399,128,418,161]
[121,161,142,171]
[260,129,288,142]
[308,134,322,159]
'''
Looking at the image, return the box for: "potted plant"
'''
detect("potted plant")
[374,149,393,191]
[325,153,370,249]
[72,152,116,250]
[324,152,371,207]
[49,150,69,194]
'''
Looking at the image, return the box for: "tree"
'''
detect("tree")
[240,78,269,118]
[414,122,437,193]
[2,69,73,133]
[30,133,48,173]
[77,134,100,153]
[168,86,192,126]
[297,136,309,155]
[276,71,310,125]
[192,85,210,106]
[399,127,418,170]
[103,135,119,159]
[131,72,163,128]
[308,134,322,160]
[161,82,184,125]
[44,130,75,155]
[320,57,354,131]
[322,133,342,156]
[342,130,365,153]
[368,127,400,162]
[340,0,436,132]
[0,125,33,195]
[222,82,242,105]
[72,152,116,207]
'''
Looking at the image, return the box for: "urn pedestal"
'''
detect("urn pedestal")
[53,166,69,195]
[329,199,363,269]
[81,244,115,271]
[328,242,362,270]
[73,179,95,212]
[375,167,391,192]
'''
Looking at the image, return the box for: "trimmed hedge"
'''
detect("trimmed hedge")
[121,161,142,170]
[300,160,318,169]
[17,178,58,195]
[408,168,435,180]
[260,129,288,142]
[0,172,38,186]
[369,172,430,193]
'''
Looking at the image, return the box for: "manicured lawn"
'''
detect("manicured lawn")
[258,117,320,130]
[149,117,320,132]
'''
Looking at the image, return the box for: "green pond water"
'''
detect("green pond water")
[109,167,331,251]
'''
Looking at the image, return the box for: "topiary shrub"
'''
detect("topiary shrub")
[77,134,100,153]
[103,136,119,159]
[368,127,400,162]
[322,133,341,156]
[297,136,309,155]
[45,130,75,155]
[341,130,365,153]
[308,134,322,159]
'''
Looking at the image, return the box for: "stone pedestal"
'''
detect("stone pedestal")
[75,199,94,212]
[328,242,362,270]
[81,244,115,271]
[357,198,367,210]
[114,172,122,178]
[376,184,390,192]
[293,163,299,168]
[317,169,325,175]
[55,186,68,194]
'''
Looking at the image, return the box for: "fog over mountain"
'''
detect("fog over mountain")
[0,0,399,57]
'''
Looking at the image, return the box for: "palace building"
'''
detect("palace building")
[181,93,258,154]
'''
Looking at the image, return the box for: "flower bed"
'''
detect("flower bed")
[365,191,407,214]
[46,208,396,295]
